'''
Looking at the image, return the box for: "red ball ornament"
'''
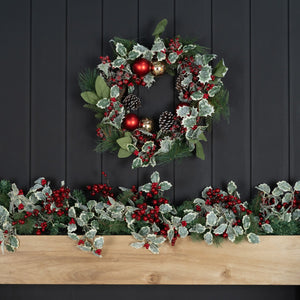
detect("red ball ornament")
[123,113,139,131]
[132,58,151,77]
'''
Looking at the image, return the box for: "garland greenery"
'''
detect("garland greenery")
[79,19,229,169]
[0,173,299,257]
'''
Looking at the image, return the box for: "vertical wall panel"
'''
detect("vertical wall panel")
[290,0,300,181]
[138,0,175,201]
[251,0,289,186]
[174,0,211,203]
[0,0,30,187]
[67,0,102,187]
[212,0,251,199]
[102,0,138,188]
[31,0,66,185]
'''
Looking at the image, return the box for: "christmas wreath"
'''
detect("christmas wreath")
[0,172,299,257]
[79,19,229,169]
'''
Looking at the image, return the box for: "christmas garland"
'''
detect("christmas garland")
[79,19,229,169]
[0,172,299,257]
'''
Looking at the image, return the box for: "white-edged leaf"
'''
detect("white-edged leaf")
[262,223,273,233]
[294,181,300,191]
[277,181,292,192]
[178,226,189,238]
[206,211,217,226]
[213,223,227,235]
[247,233,260,244]
[160,181,172,191]
[242,215,251,230]
[182,212,197,223]
[204,231,213,245]
[151,171,160,183]
[198,99,214,117]
[227,181,237,195]
[256,183,271,194]
[68,207,76,218]
[159,203,173,214]
[131,242,144,249]
[94,237,104,248]
[149,243,159,254]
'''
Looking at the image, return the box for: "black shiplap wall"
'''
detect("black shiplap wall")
[0,0,299,298]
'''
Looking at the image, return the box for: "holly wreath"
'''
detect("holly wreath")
[79,19,229,169]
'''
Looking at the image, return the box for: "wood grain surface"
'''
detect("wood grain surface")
[0,236,299,285]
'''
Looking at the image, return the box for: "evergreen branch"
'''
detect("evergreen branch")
[79,68,98,92]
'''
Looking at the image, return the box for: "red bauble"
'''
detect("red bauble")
[123,113,140,131]
[132,58,151,77]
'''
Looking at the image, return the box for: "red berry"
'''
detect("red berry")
[144,243,150,249]
[181,221,187,227]
[18,203,24,210]
[78,240,84,245]
[95,249,102,255]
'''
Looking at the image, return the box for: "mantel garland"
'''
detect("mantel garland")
[0,172,299,257]
[79,19,229,169]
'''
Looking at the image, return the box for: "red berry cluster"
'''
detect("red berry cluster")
[35,222,47,235]
[96,128,105,139]
[177,56,216,101]
[160,223,180,246]
[168,37,183,55]
[42,187,70,216]
[12,210,39,227]
[103,97,123,122]
[86,182,114,198]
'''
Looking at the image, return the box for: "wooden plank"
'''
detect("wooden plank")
[290,0,300,181]
[66,0,102,187]
[31,0,66,186]
[0,236,299,285]
[0,0,30,187]
[251,0,289,186]
[174,0,212,204]
[101,0,138,187]
[212,0,251,199]
[138,0,175,201]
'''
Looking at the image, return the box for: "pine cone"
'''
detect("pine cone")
[175,75,184,93]
[159,111,175,132]
[122,94,142,111]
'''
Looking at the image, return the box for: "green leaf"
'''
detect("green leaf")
[213,59,228,77]
[81,91,99,105]
[195,141,205,160]
[96,98,110,109]
[152,19,168,38]
[151,171,160,183]
[118,148,132,158]
[116,136,132,150]
[198,133,207,142]
[247,233,260,244]
[95,76,110,99]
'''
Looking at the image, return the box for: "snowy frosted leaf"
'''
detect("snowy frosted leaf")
[142,141,154,152]
[133,43,149,55]
[191,90,203,101]
[0,206,9,226]
[152,222,160,233]
[115,43,127,57]
[282,192,293,204]
[208,85,221,97]
[68,233,79,241]
[97,63,110,76]
[204,231,213,245]
[158,138,174,153]
[206,212,217,226]
[272,187,283,197]
[256,183,271,194]
[227,225,236,242]
[181,74,193,87]
[151,171,160,183]
[213,223,227,235]
[94,237,104,249]
[227,181,237,195]
[67,223,77,233]
[190,223,206,234]
[68,207,76,219]
[198,99,214,117]
[292,209,300,220]
[132,157,143,169]
[96,98,110,109]
[139,183,151,193]
[233,226,244,236]
[156,51,166,61]
[139,226,150,237]
[277,181,292,192]
[283,213,292,222]
[242,215,250,230]
[154,236,165,245]
[176,105,190,117]
[294,181,300,191]
[160,181,172,191]
[159,203,173,214]
[182,116,196,128]
[131,242,144,249]
[77,245,92,252]
[112,57,126,68]
[183,44,196,52]
[202,54,217,65]
[86,229,97,239]
[110,85,120,98]
[143,74,155,88]
[128,50,140,60]
[87,200,97,210]
[149,244,159,254]
[198,65,212,83]
[262,223,273,233]
[131,232,144,241]
[168,52,178,64]
[167,229,174,242]
[178,226,189,238]
[151,38,166,52]
[91,220,99,230]
[9,236,19,248]
[182,212,197,223]
[247,233,260,244]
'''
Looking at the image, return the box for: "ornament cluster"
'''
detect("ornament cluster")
[0,172,299,256]
[79,19,229,169]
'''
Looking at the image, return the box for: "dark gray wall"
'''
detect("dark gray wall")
[0,0,299,298]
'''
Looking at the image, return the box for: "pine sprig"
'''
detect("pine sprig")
[79,68,98,92]
[95,125,123,153]
[210,87,230,122]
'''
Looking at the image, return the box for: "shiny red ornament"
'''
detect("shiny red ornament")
[132,58,151,77]
[123,113,140,131]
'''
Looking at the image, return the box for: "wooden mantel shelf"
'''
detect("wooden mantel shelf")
[0,236,299,285]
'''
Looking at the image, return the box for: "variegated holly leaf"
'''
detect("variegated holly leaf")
[262,223,273,233]
[242,215,250,230]
[277,181,292,192]
[189,223,206,234]
[198,99,214,117]
[151,171,160,183]
[204,231,213,245]
[247,233,260,244]
[227,181,237,195]
[132,157,143,169]
[115,43,127,57]
[198,65,212,83]
[256,183,271,194]
[206,211,217,226]
[213,223,227,235]
[159,181,172,191]
[110,85,120,98]
[96,98,110,109]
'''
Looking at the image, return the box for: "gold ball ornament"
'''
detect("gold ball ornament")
[140,118,154,132]
[151,61,166,76]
